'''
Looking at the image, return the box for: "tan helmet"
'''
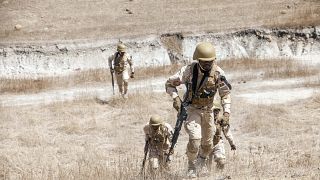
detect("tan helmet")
[193,42,216,61]
[117,43,126,52]
[149,115,164,126]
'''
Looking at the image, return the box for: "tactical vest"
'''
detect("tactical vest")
[149,125,168,149]
[113,52,128,73]
[186,62,220,108]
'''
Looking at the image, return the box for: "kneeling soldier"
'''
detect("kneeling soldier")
[143,115,174,174]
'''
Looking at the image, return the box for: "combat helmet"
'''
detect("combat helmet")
[193,42,216,61]
[117,43,126,52]
[149,115,164,126]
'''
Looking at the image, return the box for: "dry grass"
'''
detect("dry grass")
[264,1,320,28]
[218,58,319,80]
[0,90,319,179]
[1,0,320,42]
[1,58,318,94]
[0,65,181,93]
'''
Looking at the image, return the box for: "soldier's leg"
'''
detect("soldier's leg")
[115,73,123,94]
[148,150,160,176]
[208,132,221,170]
[122,70,129,97]
[196,110,215,174]
[199,110,215,159]
[213,139,226,170]
[123,80,128,96]
[184,107,202,177]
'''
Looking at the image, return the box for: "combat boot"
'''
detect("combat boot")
[186,160,197,178]
[196,156,209,176]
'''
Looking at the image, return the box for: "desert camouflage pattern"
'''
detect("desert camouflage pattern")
[165,62,231,113]
[108,52,134,95]
[165,61,231,170]
[143,123,173,170]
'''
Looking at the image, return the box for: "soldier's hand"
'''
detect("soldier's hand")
[173,97,181,112]
[231,144,236,151]
[110,68,115,74]
[130,72,134,78]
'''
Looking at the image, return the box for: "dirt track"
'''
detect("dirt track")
[1,0,320,43]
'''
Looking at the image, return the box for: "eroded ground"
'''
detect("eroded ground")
[1,0,320,43]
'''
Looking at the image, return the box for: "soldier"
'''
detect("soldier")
[108,43,134,99]
[143,115,174,174]
[209,105,236,170]
[165,42,232,178]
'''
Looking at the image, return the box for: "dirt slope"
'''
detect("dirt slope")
[1,0,320,43]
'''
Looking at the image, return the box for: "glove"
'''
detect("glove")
[130,72,134,78]
[110,68,114,74]
[219,113,229,127]
[231,144,236,151]
[173,97,181,112]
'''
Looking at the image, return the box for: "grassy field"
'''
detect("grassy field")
[0,79,319,179]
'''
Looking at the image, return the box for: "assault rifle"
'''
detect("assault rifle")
[140,140,149,174]
[166,99,188,162]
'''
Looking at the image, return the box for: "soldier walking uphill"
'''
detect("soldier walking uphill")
[143,115,174,175]
[165,42,232,178]
[108,43,134,99]
[208,104,236,170]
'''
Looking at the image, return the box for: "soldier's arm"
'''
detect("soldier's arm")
[143,124,150,141]
[127,54,134,73]
[165,65,191,99]
[216,66,231,114]
[222,125,235,146]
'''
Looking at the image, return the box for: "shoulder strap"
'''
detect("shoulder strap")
[191,63,198,96]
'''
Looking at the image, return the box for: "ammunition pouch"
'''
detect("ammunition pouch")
[191,96,215,107]
[114,66,124,73]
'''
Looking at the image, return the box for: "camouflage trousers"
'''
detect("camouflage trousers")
[148,148,170,171]
[184,106,215,164]
[208,138,226,169]
[115,70,129,95]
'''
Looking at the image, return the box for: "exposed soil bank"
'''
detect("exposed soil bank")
[0,26,320,78]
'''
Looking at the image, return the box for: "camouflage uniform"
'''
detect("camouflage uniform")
[210,107,236,170]
[108,44,134,98]
[165,42,231,177]
[143,121,173,171]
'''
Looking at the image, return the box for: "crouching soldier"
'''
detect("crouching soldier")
[209,106,236,170]
[143,115,174,175]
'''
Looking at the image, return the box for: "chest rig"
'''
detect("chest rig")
[186,63,220,108]
[113,52,128,73]
[149,125,168,149]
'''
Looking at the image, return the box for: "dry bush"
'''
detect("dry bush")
[0,69,108,93]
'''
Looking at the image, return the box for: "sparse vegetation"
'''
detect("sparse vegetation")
[219,58,319,80]
[0,65,181,93]
[0,90,319,179]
